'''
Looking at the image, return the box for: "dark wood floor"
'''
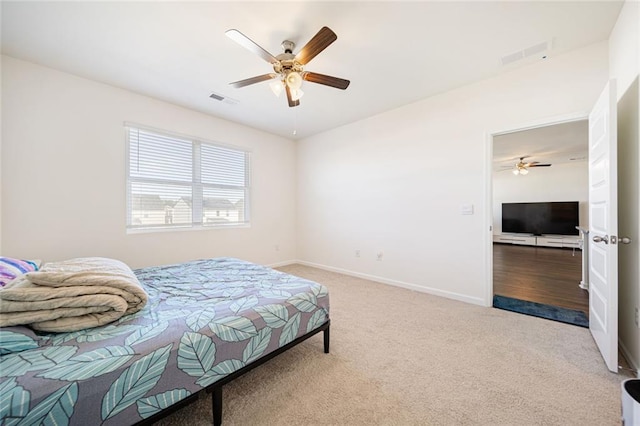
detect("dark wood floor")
[493,243,589,317]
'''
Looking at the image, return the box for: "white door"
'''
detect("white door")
[588,80,618,373]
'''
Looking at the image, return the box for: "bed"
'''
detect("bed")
[0,257,330,425]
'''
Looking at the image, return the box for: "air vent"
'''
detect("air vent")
[501,51,524,66]
[209,92,239,106]
[524,41,548,57]
[222,97,239,106]
[501,40,551,66]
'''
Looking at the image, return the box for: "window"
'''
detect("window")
[126,125,250,231]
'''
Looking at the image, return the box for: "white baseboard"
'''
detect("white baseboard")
[293,260,485,306]
[619,338,639,377]
[265,259,298,268]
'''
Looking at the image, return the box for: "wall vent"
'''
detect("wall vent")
[209,92,225,101]
[501,39,552,66]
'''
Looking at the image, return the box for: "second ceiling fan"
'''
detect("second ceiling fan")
[511,156,552,175]
[226,26,350,107]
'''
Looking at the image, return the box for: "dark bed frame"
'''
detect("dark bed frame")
[136,320,330,426]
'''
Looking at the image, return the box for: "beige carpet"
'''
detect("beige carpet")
[156,264,627,426]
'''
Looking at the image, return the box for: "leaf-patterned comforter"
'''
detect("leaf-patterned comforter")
[0,257,330,425]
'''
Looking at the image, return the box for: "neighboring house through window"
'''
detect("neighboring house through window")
[126,125,250,231]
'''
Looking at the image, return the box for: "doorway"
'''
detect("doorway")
[489,118,590,325]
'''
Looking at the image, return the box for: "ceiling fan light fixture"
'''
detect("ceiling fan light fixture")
[290,88,304,101]
[269,79,284,97]
[513,165,529,175]
[285,71,303,90]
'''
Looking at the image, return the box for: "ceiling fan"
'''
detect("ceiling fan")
[509,156,552,175]
[225,27,350,107]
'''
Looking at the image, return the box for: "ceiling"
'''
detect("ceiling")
[493,120,589,173]
[1,1,623,141]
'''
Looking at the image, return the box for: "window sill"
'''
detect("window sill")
[126,223,251,235]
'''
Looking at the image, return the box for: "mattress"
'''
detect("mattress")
[0,257,330,425]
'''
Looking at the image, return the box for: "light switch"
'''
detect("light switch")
[460,204,474,215]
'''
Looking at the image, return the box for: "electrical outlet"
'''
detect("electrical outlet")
[635,307,639,328]
[355,250,360,258]
[376,252,383,261]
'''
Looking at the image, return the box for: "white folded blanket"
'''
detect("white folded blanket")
[0,257,148,332]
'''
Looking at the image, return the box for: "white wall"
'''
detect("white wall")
[0,54,3,255]
[1,56,297,268]
[609,0,640,373]
[297,42,609,306]
[492,161,588,234]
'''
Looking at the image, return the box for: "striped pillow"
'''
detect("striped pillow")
[0,257,39,287]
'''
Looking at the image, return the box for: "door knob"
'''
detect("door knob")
[593,235,609,244]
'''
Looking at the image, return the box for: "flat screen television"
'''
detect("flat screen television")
[502,201,579,236]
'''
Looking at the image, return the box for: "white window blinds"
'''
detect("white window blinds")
[126,126,250,231]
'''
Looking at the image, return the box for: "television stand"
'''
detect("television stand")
[493,234,536,246]
[535,235,581,249]
[493,234,581,249]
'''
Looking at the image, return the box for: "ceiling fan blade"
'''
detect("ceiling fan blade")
[225,29,278,64]
[229,73,277,88]
[285,85,300,107]
[303,72,350,90]
[295,27,337,65]
[529,164,552,167]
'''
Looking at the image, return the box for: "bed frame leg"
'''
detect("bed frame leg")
[207,321,328,425]
[323,324,330,354]
[212,386,222,426]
